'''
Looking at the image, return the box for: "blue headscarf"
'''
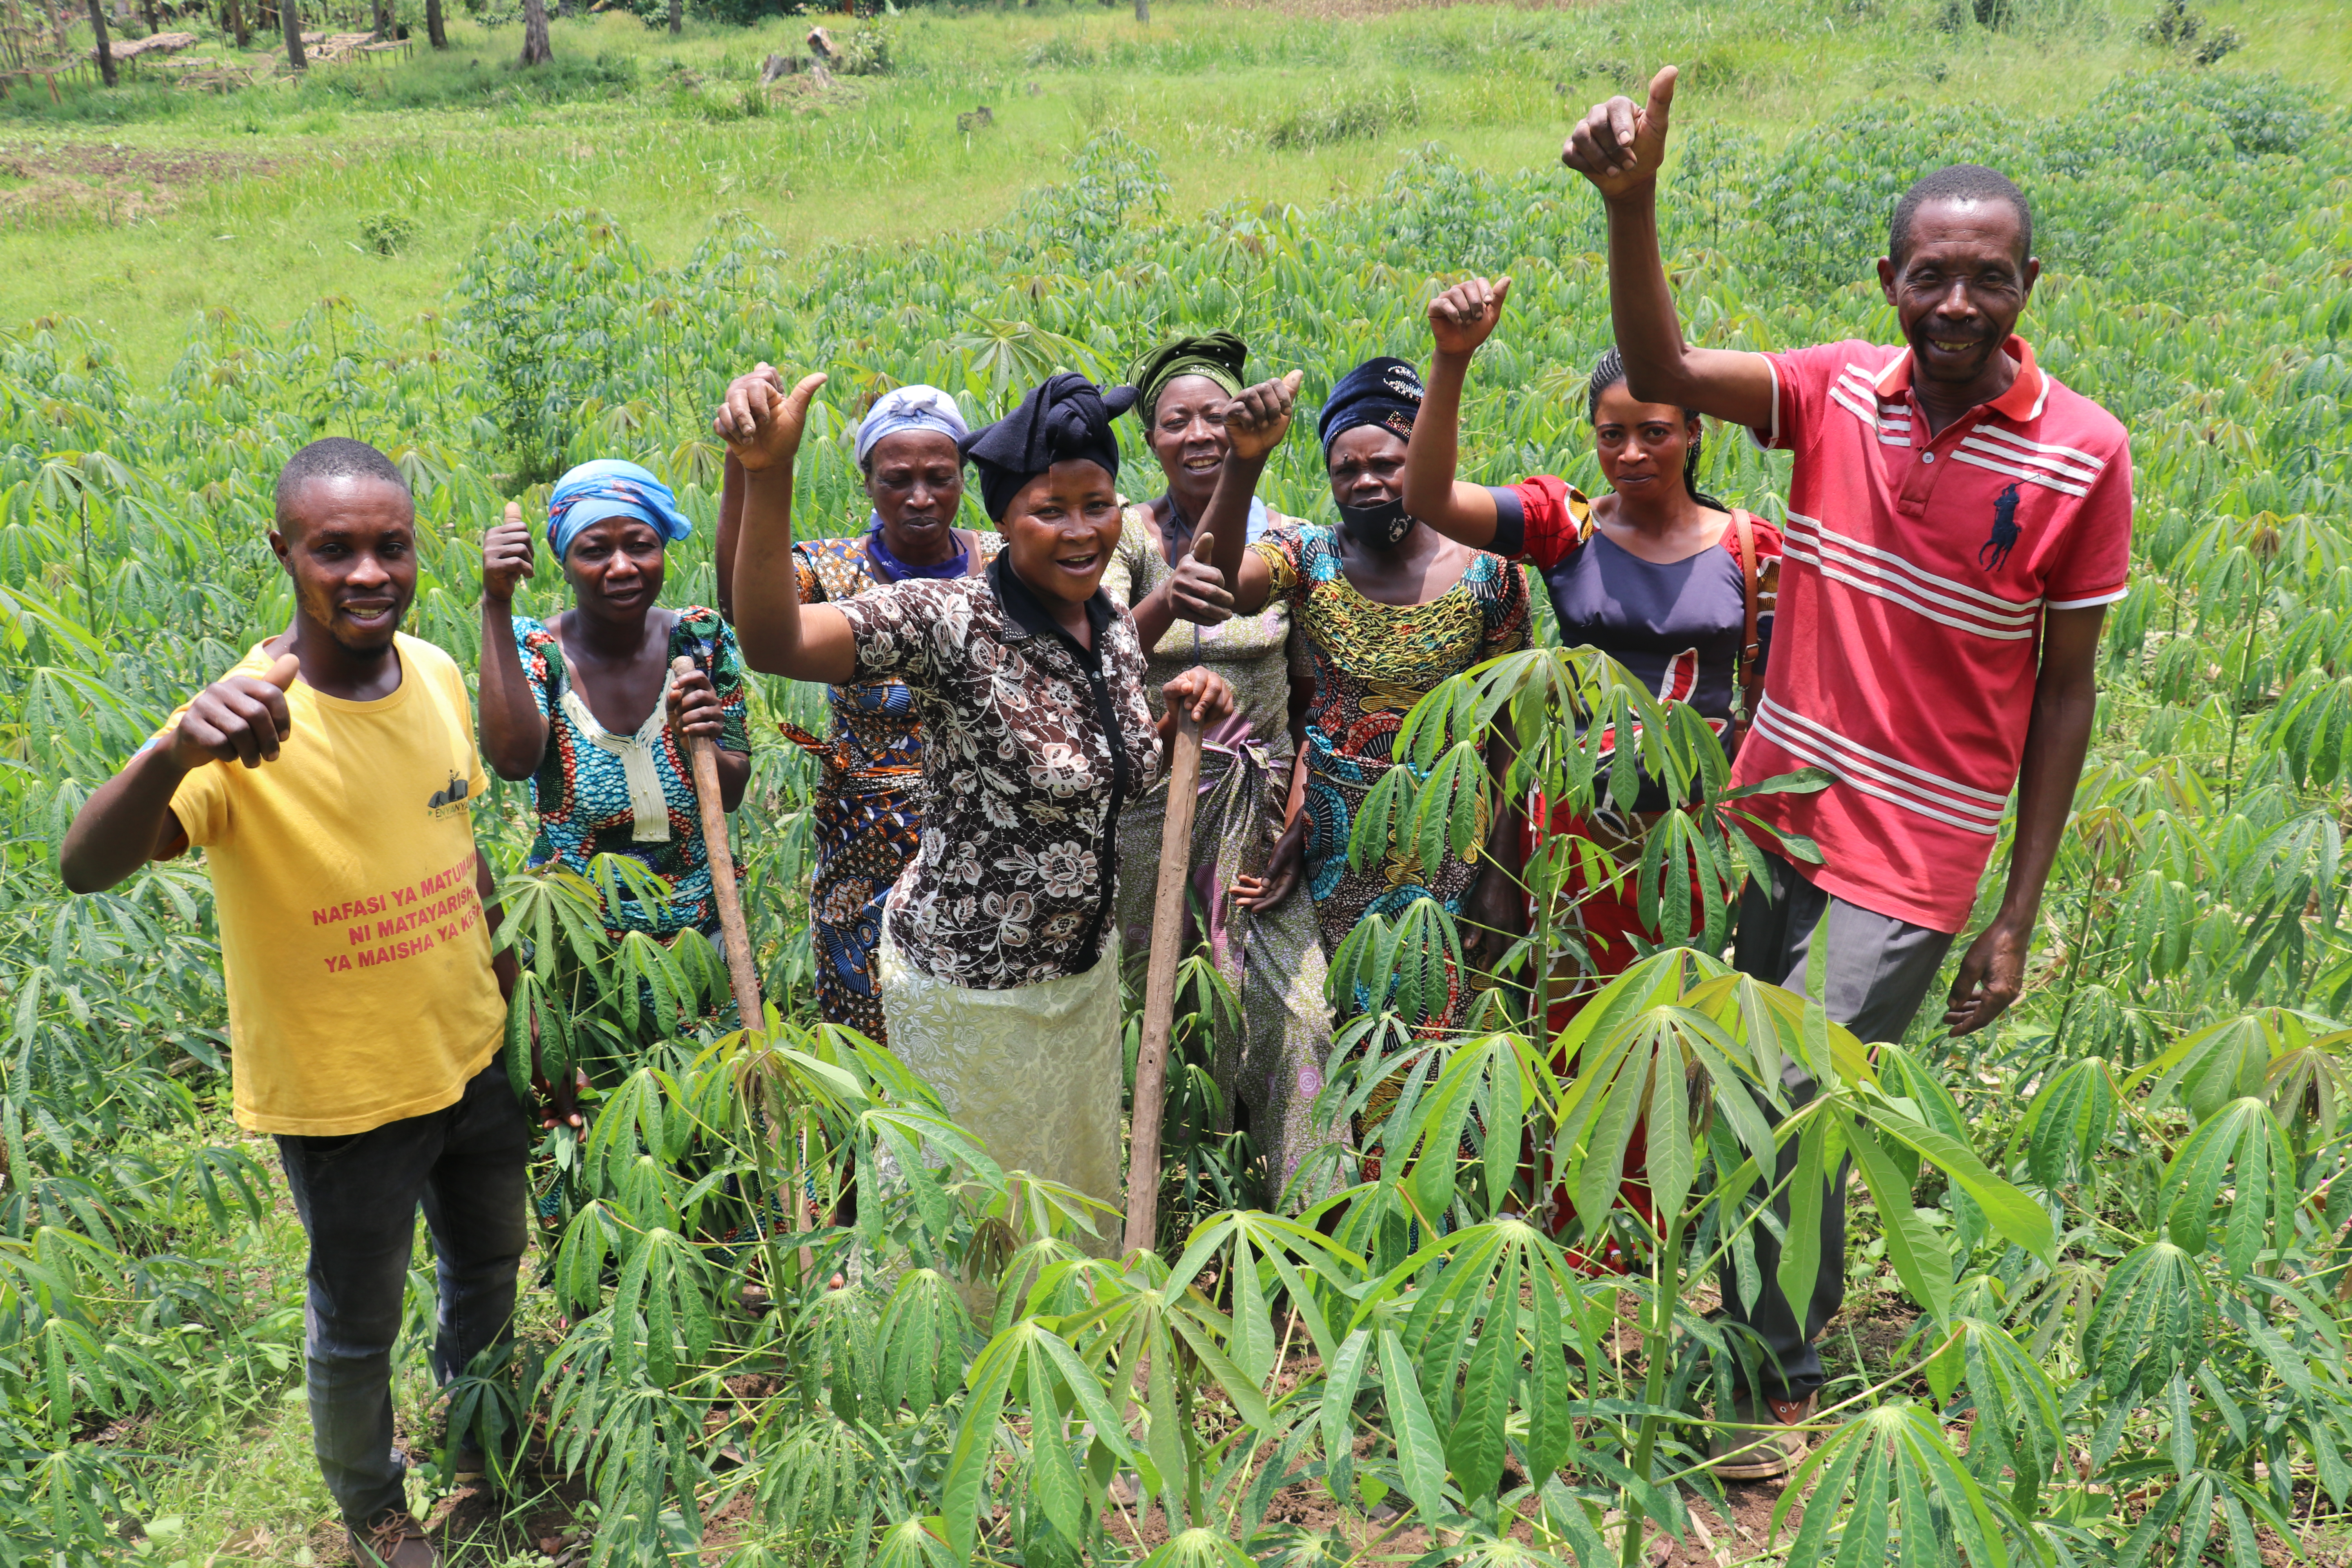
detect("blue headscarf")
[546,459,695,560]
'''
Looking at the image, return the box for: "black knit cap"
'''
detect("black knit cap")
[1316,356,1423,456]
[962,372,1138,522]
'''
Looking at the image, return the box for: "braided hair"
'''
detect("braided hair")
[1585,347,1728,512]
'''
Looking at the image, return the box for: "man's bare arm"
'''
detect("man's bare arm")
[1943,604,2106,1034]
[1562,66,1776,429]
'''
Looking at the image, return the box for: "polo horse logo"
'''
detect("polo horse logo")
[1980,482,2022,572]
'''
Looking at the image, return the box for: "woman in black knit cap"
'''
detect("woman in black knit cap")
[1202,358,1532,1034]
[717,364,1233,1254]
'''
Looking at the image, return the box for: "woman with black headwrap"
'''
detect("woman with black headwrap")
[1202,359,1532,1035]
[1100,331,1340,1210]
[717,365,1234,1255]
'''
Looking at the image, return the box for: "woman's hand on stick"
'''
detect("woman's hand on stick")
[1161,667,1236,728]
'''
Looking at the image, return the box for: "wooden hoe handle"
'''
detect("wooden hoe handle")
[1123,706,1205,1257]
[671,654,764,1032]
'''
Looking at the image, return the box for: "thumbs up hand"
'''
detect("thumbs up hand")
[1222,371,1303,465]
[714,363,828,474]
[1563,65,1677,199]
[1165,526,1236,629]
[171,649,300,771]
[482,501,535,604]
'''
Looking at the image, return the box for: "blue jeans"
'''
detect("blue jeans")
[275,1062,530,1527]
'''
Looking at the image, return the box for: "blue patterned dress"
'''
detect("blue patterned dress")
[787,531,1002,1042]
[513,606,749,937]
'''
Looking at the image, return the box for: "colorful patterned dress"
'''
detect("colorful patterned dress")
[788,530,1002,1044]
[512,606,748,938]
[1248,524,1531,1027]
[1103,502,1344,1209]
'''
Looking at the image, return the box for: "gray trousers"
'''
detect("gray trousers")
[1720,854,1954,1400]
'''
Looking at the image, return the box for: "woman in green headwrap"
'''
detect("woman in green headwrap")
[1103,331,1344,1212]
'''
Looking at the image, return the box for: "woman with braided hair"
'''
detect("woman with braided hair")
[1399,277,1784,1267]
[1403,277,1782,1006]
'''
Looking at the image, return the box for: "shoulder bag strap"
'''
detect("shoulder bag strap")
[1733,510,1762,722]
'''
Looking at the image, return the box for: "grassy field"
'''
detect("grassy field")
[1,0,2344,380]
[4,0,2352,1564]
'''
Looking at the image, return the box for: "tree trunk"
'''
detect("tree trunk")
[425,0,443,47]
[279,0,304,71]
[557,0,571,17]
[84,0,115,83]
[226,0,249,48]
[665,0,678,35]
[370,0,388,37]
[1133,0,1147,20]
[518,0,548,64]
[138,0,157,34]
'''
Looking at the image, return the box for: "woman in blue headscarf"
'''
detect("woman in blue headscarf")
[479,458,750,940]
[714,383,998,1044]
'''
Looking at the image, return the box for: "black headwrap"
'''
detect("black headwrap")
[1316,356,1423,456]
[961,372,1138,522]
[1127,331,1248,421]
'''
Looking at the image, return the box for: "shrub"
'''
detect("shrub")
[358,211,416,256]
[835,19,892,76]
[2143,0,2248,64]
[1263,82,1421,150]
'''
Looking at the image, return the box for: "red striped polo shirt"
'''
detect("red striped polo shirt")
[1730,336,2132,933]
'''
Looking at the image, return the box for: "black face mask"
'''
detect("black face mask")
[1336,495,1414,550]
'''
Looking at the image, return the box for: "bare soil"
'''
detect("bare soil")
[0,143,274,223]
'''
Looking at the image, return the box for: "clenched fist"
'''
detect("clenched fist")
[482,502,535,604]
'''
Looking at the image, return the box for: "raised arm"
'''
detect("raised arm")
[712,365,859,686]
[714,366,783,624]
[477,501,549,782]
[1205,371,1304,617]
[1561,67,1775,430]
[60,654,297,894]
[1942,604,2104,1035]
[1403,276,1514,549]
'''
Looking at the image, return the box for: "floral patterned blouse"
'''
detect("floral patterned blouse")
[513,606,750,936]
[828,555,1163,989]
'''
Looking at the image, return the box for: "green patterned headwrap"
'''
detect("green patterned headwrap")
[1127,331,1249,421]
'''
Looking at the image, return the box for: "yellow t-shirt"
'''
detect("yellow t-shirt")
[160,633,506,1137]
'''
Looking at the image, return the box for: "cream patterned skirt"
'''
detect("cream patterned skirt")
[876,926,1125,1259]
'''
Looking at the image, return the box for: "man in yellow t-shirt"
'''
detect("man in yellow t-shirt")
[61,439,570,1568]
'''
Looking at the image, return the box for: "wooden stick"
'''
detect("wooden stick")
[1123,704,1204,1257]
[670,653,762,1031]
[670,654,816,1279]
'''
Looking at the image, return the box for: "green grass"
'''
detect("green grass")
[2,0,2345,381]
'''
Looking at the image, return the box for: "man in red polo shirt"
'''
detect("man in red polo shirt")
[1563,69,2129,1475]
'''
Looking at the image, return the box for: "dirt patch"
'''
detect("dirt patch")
[0,142,275,223]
